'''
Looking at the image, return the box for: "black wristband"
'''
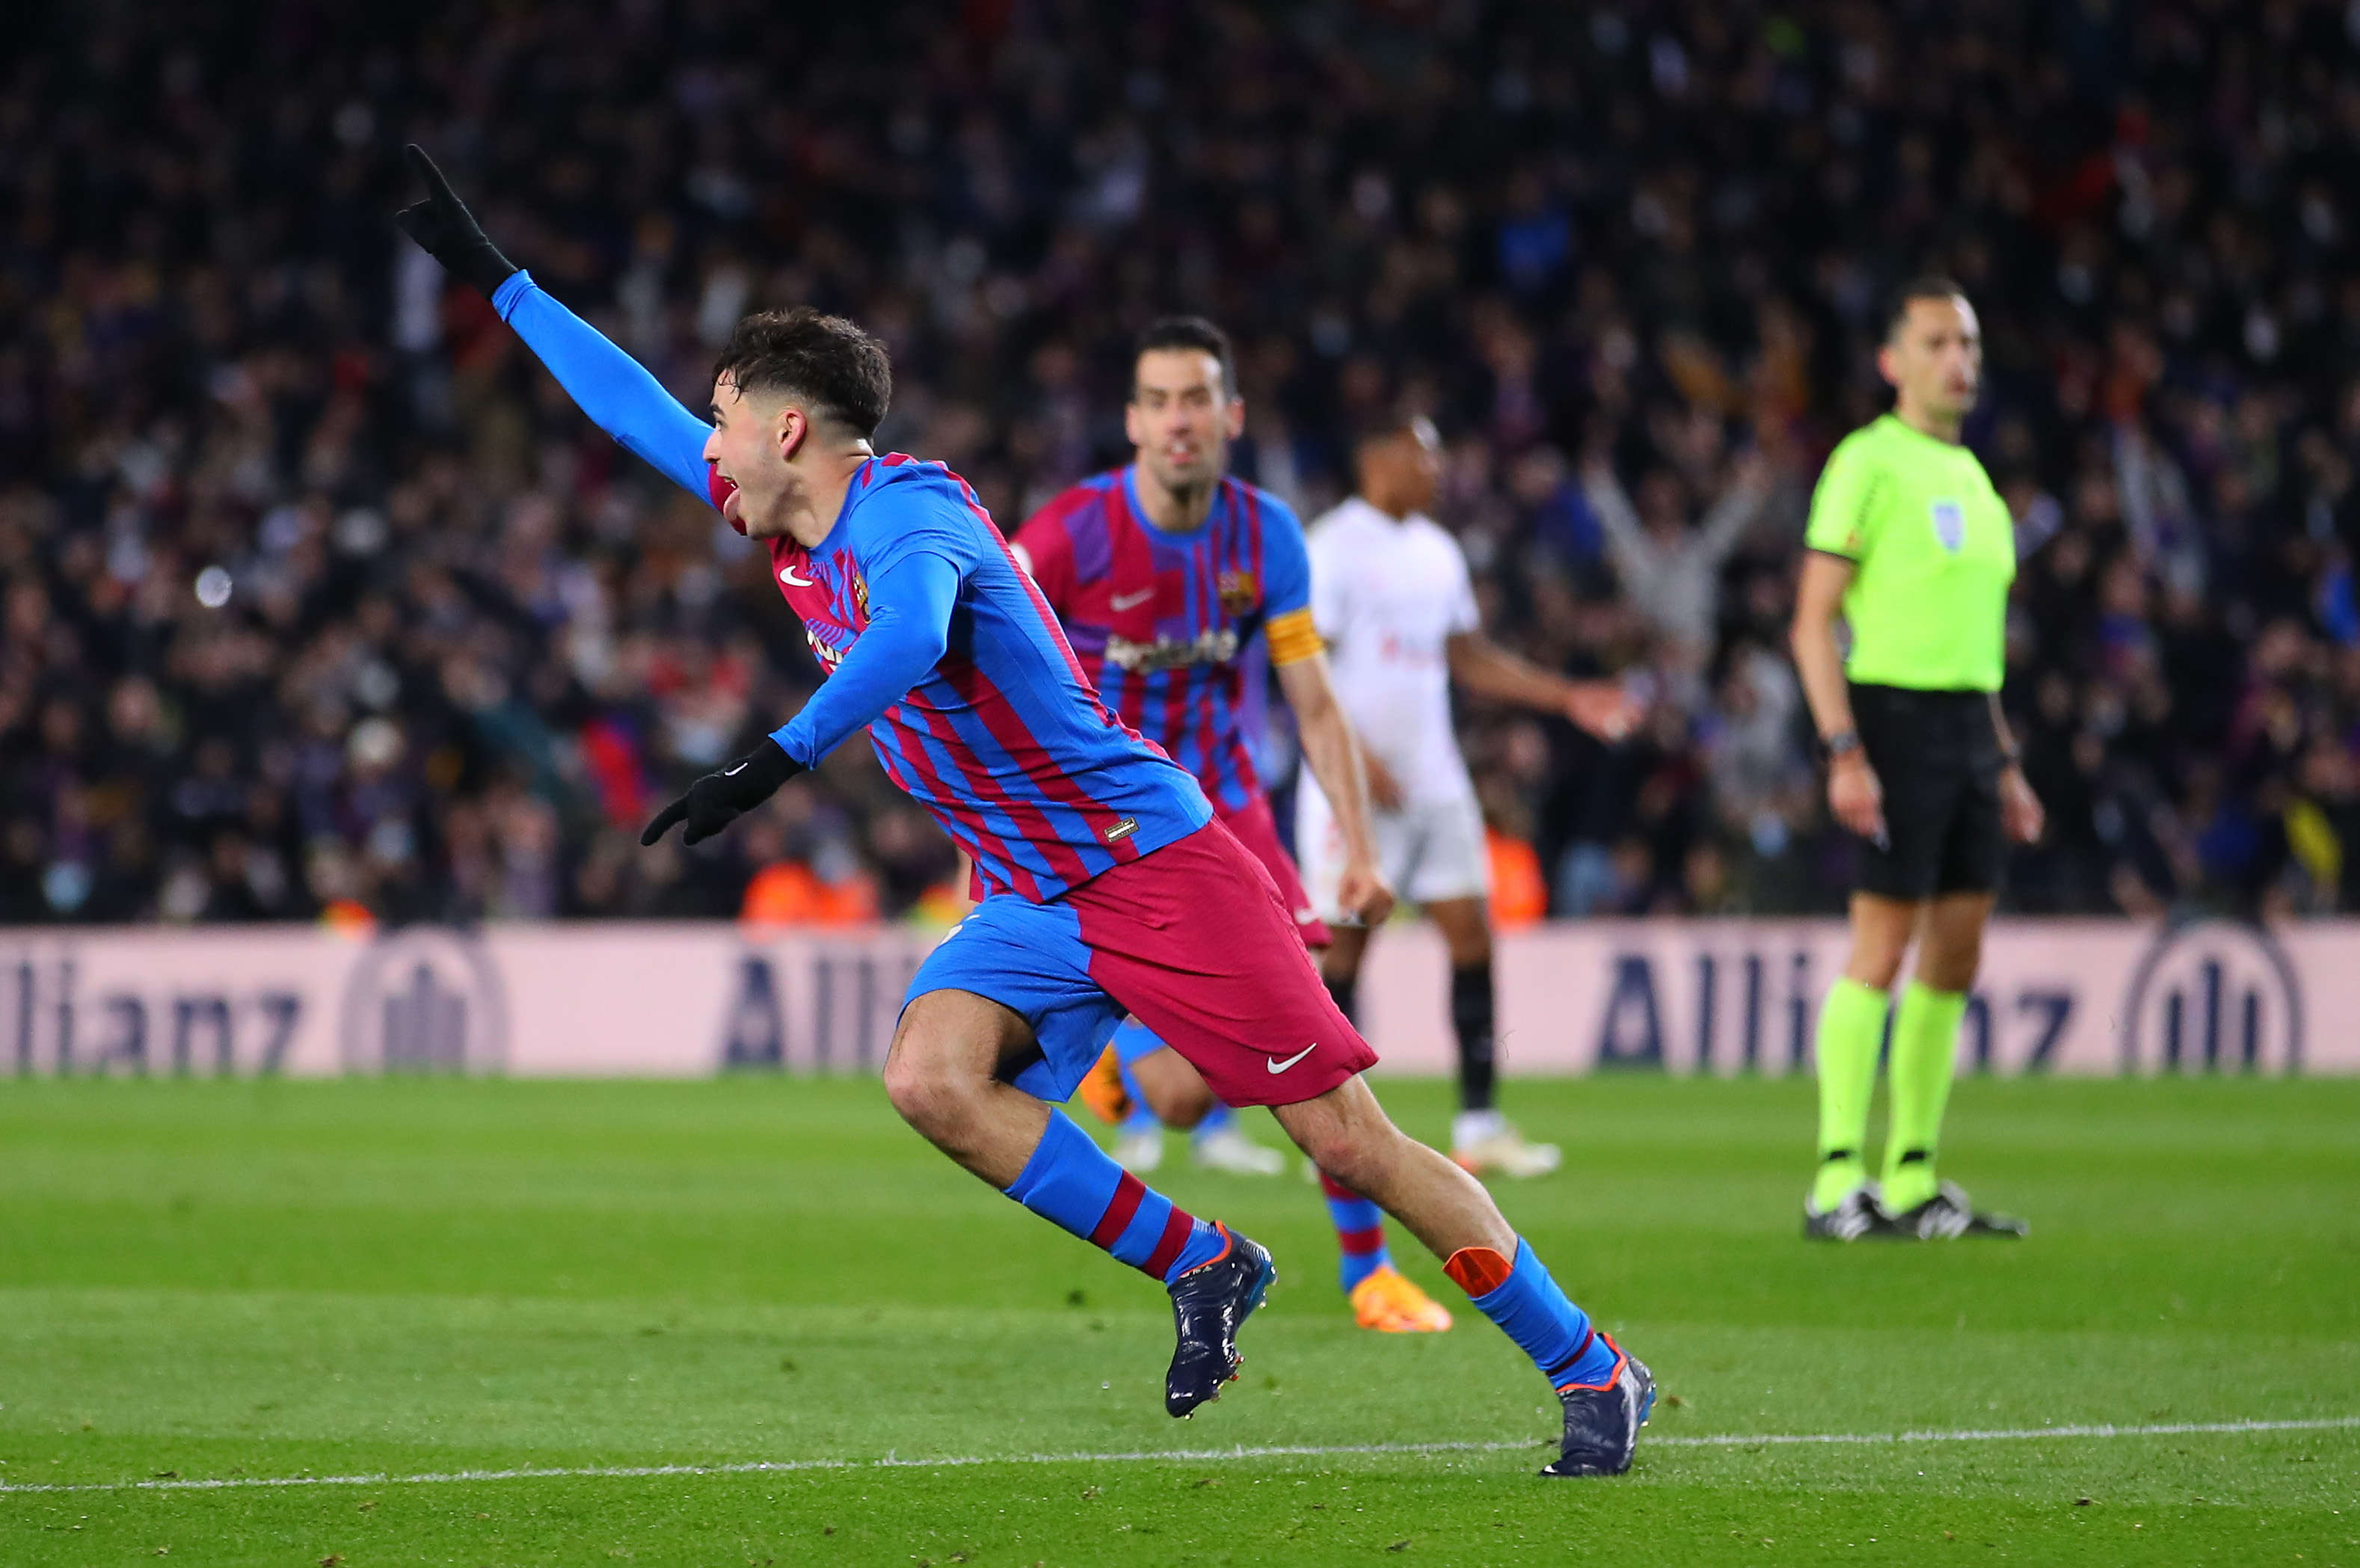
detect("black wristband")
[1824,729,1861,759]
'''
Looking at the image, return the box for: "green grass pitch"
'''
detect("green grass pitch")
[0,1074,2352,1566]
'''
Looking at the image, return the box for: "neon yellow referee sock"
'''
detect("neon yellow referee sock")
[1881,982,1967,1213]
[1812,979,1887,1211]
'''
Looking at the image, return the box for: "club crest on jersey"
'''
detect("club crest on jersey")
[1931,499,1965,553]
[852,572,870,618]
[1216,568,1259,615]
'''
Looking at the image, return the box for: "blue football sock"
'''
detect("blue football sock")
[1004,1110,1227,1282]
[1112,1029,1162,1135]
[1445,1237,1618,1389]
[1320,1172,1390,1293]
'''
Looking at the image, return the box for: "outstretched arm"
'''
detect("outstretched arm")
[1445,632,1638,743]
[396,144,713,502]
[493,272,715,501]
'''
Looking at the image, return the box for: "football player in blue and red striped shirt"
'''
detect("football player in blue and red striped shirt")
[396,148,1653,1475]
[1015,318,1454,1335]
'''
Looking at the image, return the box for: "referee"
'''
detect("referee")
[1790,279,2042,1242]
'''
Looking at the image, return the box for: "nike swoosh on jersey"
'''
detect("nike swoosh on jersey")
[1266,1042,1319,1074]
[1109,588,1155,610]
[778,565,816,588]
[722,761,748,775]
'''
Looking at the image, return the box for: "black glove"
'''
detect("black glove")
[394,144,520,300]
[641,738,802,847]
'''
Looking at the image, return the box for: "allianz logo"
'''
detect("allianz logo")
[2121,920,2301,1074]
[0,951,302,1076]
[1591,946,2075,1075]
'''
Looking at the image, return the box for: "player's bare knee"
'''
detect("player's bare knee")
[882,1029,973,1137]
[1846,948,1905,991]
[1843,929,1910,989]
[1310,1138,1386,1196]
[1278,1091,1395,1193]
[1918,938,1982,993]
[1149,1078,1214,1129]
[1131,1051,1214,1129]
[880,1049,953,1134]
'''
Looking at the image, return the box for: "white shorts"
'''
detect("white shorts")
[1296,782,1490,923]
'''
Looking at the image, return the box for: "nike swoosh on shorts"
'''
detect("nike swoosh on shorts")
[1266,1043,1318,1074]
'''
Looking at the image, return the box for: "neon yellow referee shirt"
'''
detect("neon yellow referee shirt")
[1804,413,2015,693]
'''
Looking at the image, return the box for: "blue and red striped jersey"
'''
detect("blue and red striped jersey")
[1013,467,1315,815]
[745,455,1212,903]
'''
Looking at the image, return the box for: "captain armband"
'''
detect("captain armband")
[1265,606,1326,665]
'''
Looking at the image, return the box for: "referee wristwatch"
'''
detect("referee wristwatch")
[1823,728,1863,761]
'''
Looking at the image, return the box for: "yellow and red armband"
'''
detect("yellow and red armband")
[1266,606,1324,665]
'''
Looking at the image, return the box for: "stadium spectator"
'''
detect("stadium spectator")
[1,1,2355,925]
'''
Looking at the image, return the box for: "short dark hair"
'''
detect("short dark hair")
[1354,408,1428,451]
[713,308,892,437]
[1132,315,1236,399]
[1885,276,1969,340]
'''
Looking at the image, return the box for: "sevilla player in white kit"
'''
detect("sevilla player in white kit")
[1298,416,1637,1175]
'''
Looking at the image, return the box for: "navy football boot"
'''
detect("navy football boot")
[1164,1223,1275,1417]
[1541,1332,1655,1478]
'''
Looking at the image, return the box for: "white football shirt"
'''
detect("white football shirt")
[1303,495,1481,805]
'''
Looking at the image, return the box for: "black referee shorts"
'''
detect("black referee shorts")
[1847,683,2006,902]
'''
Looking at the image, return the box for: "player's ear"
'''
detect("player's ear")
[1874,341,1899,390]
[1223,396,1247,440]
[1122,398,1146,450]
[775,405,806,465]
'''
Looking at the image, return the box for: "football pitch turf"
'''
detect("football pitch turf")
[0,1074,2351,1566]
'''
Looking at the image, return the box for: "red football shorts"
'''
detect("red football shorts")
[1214,792,1333,950]
[1062,818,1374,1107]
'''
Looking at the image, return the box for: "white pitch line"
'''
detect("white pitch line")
[1,1416,2353,1498]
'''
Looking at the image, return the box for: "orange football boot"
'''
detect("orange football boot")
[1349,1264,1454,1332]
[1078,1044,1132,1125]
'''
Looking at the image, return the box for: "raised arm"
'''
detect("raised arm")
[491,274,715,500]
[396,144,713,502]
[1581,460,1651,572]
[1445,631,1638,742]
[1697,452,1773,563]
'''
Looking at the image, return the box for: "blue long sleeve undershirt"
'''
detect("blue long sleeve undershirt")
[491,271,962,767]
[492,271,713,500]
[769,551,962,768]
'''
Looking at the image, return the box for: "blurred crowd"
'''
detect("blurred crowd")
[7,0,2360,927]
